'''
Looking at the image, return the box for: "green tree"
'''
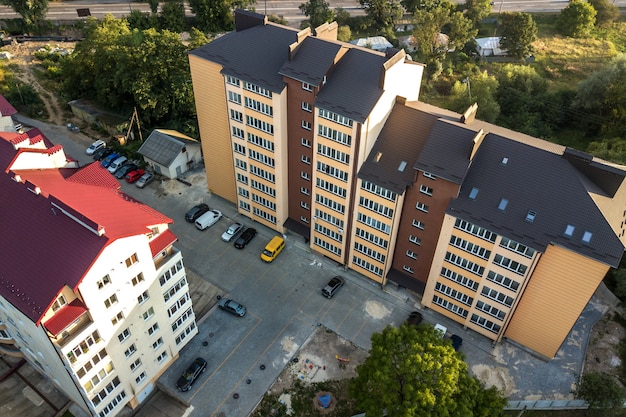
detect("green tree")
[267,14,288,25]
[573,54,626,138]
[0,0,48,28]
[188,27,211,50]
[337,25,352,42]
[188,0,234,32]
[359,0,402,31]
[334,7,351,25]
[587,139,626,165]
[61,16,196,132]
[147,0,159,13]
[299,0,334,29]
[499,12,537,59]
[349,325,506,417]
[558,0,597,38]
[588,0,619,27]
[449,71,500,123]
[464,0,492,28]
[159,1,187,32]
[575,372,626,415]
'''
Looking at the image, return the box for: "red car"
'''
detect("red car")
[125,169,145,183]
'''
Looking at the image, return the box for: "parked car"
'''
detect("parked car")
[107,156,128,174]
[101,152,120,168]
[234,228,256,249]
[260,236,285,263]
[195,209,222,231]
[176,357,207,392]
[135,172,154,188]
[321,276,344,298]
[218,298,247,317]
[86,139,105,155]
[185,203,209,223]
[92,146,110,160]
[114,163,137,179]
[221,222,243,242]
[125,169,145,183]
[67,122,79,133]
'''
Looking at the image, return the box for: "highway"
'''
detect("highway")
[0,0,624,26]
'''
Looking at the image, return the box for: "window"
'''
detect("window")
[164,278,188,303]
[301,201,310,210]
[487,271,519,292]
[247,133,274,152]
[318,125,351,146]
[300,216,310,223]
[356,212,390,234]
[416,202,429,213]
[449,235,491,260]
[403,265,414,274]
[318,108,353,127]
[232,126,245,139]
[301,187,310,195]
[469,187,479,200]
[243,81,272,98]
[142,307,155,321]
[125,253,138,267]
[246,115,274,135]
[582,231,593,244]
[131,273,144,286]
[301,137,311,148]
[129,358,142,372]
[302,120,312,131]
[238,187,249,199]
[352,256,383,276]
[301,155,311,164]
[419,185,433,196]
[111,311,124,326]
[230,109,243,123]
[97,275,112,290]
[435,282,473,306]
[156,351,168,363]
[245,96,273,116]
[441,267,478,291]
[236,173,248,185]
[361,180,396,201]
[249,149,274,167]
[317,143,349,165]
[240,201,250,211]
[432,295,468,319]
[406,250,417,259]
[233,143,245,155]
[124,343,137,358]
[152,337,164,350]
[117,328,131,343]
[412,219,425,230]
[302,82,312,91]
[51,295,67,312]
[301,171,310,181]
[135,371,147,385]
[318,178,347,198]
[226,75,240,86]
[250,164,275,183]
[423,171,436,180]
[409,235,421,245]
[227,91,241,104]
[493,255,527,275]
[313,237,341,256]
[360,196,393,218]
[454,218,497,243]
[147,323,159,336]
[137,290,149,304]
[317,161,348,182]
[498,198,508,211]
[302,101,312,112]
[104,294,118,309]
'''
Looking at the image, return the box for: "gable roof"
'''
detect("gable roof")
[1,132,173,324]
[138,129,199,167]
[359,103,437,194]
[0,94,17,117]
[448,134,625,267]
[190,22,299,94]
[279,36,345,86]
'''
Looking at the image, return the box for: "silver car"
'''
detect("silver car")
[218,298,246,317]
[136,172,154,188]
[221,222,244,242]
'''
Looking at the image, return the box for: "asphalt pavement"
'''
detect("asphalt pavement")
[9,115,617,416]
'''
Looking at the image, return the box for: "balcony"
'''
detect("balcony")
[154,245,181,272]
[43,299,94,348]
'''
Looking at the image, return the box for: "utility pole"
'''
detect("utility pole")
[463,78,472,101]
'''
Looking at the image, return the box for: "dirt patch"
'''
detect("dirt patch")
[268,326,368,395]
[583,313,626,378]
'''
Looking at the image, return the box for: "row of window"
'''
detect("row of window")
[440,267,479,291]
[361,180,396,202]
[175,321,197,346]
[315,208,344,228]
[317,177,347,198]
[247,115,274,135]
[354,242,386,263]
[316,194,345,215]
[355,227,388,249]
[167,293,191,318]
[159,260,184,287]
[314,222,343,243]
[318,125,351,146]
[493,254,528,276]
[435,282,473,306]
[249,149,275,167]
[172,307,194,332]
[164,277,188,303]
[356,212,391,234]
[432,295,469,318]
[76,349,108,379]
[248,132,275,152]
[313,236,341,256]
[251,179,275,197]
[250,164,275,183]
[317,161,348,182]
[67,331,100,364]
[318,108,353,127]
[83,361,114,393]
[449,235,491,260]
[454,218,497,243]
[360,196,393,218]
[252,193,276,211]
[499,237,536,259]
[97,391,127,417]
[243,81,272,98]
[91,376,120,407]
[444,252,485,277]
[318,143,349,165]
[254,206,277,224]
[245,96,273,116]
[352,255,383,277]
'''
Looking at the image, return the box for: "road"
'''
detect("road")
[1,0,624,27]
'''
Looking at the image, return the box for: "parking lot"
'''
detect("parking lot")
[6,116,615,416]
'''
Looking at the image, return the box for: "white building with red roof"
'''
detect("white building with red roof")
[0,124,197,416]
[0,93,19,132]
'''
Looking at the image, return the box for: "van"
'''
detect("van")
[260,236,285,263]
[107,156,128,174]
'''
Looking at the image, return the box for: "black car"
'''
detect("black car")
[185,203,209,223]
[176,357,207,392]
[93,147,112,161]
[234,227,257,249]
[114,163,138,179]
[321,276,344,298]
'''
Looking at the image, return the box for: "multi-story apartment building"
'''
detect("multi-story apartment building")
[0,127,197,416]
[189,10,625,359]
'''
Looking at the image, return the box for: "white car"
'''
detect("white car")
[195,209,223,230]
[86,139,105,155]
[221,222,244,242]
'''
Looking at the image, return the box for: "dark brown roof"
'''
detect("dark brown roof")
[279,36,344,86]
[414,120,477,184]
[448,134,625,267]
[190,22,299,93]
[315,48,387,123]
[358,103,437,194]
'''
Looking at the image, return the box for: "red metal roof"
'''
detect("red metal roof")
[0,94,17,117]
[149,229,178,257]
[0,132,174,325]
[43,299,88,336]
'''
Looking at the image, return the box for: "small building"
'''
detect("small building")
[67,99,129,137]
[475,37,507,57]
[138,129,203,179]
[349,36,393,52]
[0,93,18,132]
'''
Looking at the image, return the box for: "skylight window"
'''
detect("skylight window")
[564,224,575,238]
[469,187,479,200]
[501,157,509,165]
[525,210,537,223]
[582,231,593,244]
[498,198,508,211]
[398,161,407,172]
